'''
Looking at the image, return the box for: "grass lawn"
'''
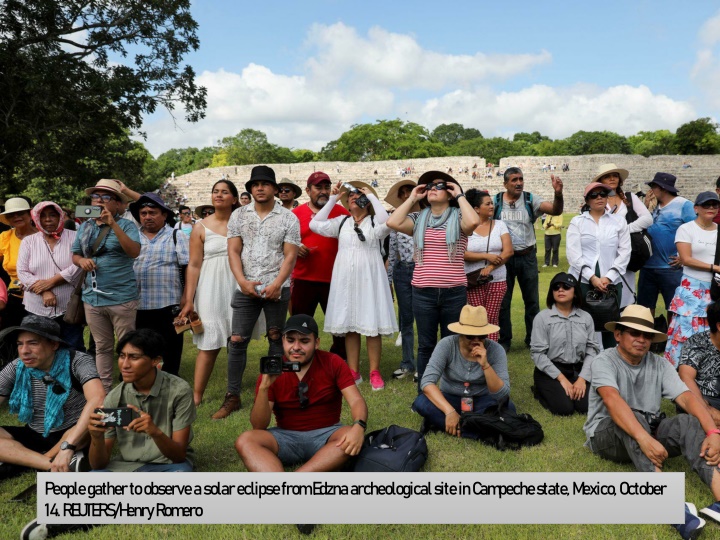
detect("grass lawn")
[0,227,706,540]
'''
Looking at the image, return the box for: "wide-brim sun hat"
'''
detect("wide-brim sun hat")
[646,172,678,194]
[0,197,32,225]
[592,163,629,184]
[583,182,611,198]
[83,179,132,202]
[0,314,69,347]
[277,180,302,199]
[340,181,378,209]
[129,192,176,227]
[447,305,500,336]
[385,179,420,212]
[194,205,215,220]
[604,305,667,343]
[417,170,460,187]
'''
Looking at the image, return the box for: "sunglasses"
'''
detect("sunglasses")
[180,211,191,215]
[700,202,720,209]
[42,375,67,395]
[140,202,159,209]
[297,381,309,409]
[462,334,485,340]
[426,182,447,191]
[586,191,609,200]
[89,269,114,296]
[354,223,366,242]
[90,194,116,203]
[279,188,293,194]
[201,210,215,217]
[552,283,573,291]
[622,328,655,340]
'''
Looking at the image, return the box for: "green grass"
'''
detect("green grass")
[0,228,704,539]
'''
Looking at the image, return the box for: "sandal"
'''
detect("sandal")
[189,311,204,334]
[174,316,191,334]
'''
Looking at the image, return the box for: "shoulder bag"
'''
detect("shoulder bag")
[459,397,544,451]
[64,226,111,325]
[466,220,494,287]
[711,227,720,302]
[624,193,653,273]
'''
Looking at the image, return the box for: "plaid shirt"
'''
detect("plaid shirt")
[134,225,190,310]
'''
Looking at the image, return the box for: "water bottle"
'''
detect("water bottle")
[461,382,473,412]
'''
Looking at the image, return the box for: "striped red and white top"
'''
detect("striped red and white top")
[410,222,468,288]
[17,230,83,317]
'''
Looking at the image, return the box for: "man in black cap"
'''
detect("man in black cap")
[0,315,104,478]
[215,165,301,419]
[129,193,189,376]
[638,173,695,315]
[235,314,367,472]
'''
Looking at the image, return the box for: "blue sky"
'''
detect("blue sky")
[139,1,720,156]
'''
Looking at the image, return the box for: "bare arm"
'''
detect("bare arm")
[228,236,260,298]
[387,185,426,235]
[335,384,368,456]
[423,383,461,437]
[261,241,299,301]
[675,390,720,465]
[249,374,278,430]
[178,224,204,318]
[678,365,720,425]
[538,175,564,215]
[677,242,714,273]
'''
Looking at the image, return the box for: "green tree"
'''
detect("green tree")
[0,0,206,193]
[562,131,631,155]
[217,129,297,165]
[675,118,720,155]
[513,131,550,145]
[451,137,521,164]
[431,123,483,146]
[628,130,677,156]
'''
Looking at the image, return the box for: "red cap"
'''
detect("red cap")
[307,171,331,186]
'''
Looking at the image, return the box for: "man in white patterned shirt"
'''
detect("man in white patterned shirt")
[212,165,300,420]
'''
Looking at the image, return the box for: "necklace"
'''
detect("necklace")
[697,220,716,231]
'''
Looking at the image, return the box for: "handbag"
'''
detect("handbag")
[353,425,428,472]
[624,194,653,273]
[459,397,544,451]
[711,228,720,301]
[466,220,494,287]
[64,226,111,325]
[579,265,633,332]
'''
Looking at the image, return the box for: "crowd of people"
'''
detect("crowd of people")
[2,162,720,539]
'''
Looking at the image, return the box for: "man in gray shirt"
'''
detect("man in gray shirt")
[584,305,720,539]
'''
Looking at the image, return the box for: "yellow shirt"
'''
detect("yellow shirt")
[543,214,563,236]
[0,229,22,284]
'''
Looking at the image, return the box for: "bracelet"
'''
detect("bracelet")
[712,264,715,273]
[445,410,457,416]
[481,364,491,371]
[707,429,720,437]
[455,193,466,200]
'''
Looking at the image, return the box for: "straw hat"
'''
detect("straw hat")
[592,163,629,184]
[447,305,500,336]
[194,205,215,219]
[604,305,667,343]
[84,179,131,202]
[340,181,378,209]
[385,179,420,212]
[0,197,32,225]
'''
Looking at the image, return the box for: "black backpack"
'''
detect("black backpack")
[459,399,544,451]
[353,425,428,472]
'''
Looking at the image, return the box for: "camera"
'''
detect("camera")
[76,205,103,218]
[95,407,139,427]
[259,356,301,375]
[342,183,370,208]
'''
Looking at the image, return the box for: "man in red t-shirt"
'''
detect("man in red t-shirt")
[291,172,349,359]
[235,314,367,472]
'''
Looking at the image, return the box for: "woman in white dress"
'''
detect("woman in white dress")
[594,163,652,308]
[310,181,398,391]
[180,180,239,406]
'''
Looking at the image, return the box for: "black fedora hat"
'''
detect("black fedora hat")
[646,172,678,194]
[245,165,278,193]
[0,314,69,347]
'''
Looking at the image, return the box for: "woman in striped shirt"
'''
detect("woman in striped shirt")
[17,202,84,351]
[387,171,480,391]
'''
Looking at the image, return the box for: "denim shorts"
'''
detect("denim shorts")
[269,423,344,465]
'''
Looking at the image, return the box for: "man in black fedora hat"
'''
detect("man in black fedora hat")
[638,172,695,315]
[0,315,104,478]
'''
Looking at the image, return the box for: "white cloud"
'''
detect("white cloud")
[692,10,720,107]
[139,23,697,156]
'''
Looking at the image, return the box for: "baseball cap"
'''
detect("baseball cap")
[282,314,319,336]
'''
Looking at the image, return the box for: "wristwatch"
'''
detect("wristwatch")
[353,419,367,431]
[60,441,77,452]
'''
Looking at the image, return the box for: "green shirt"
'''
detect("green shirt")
[103,369,196,472]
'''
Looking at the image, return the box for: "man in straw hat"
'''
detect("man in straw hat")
[638,172,695,315]
[0,315,104,479]
[277,179,302,211]
[385,179,419,380]
[584,304,720,539]
[71,179,141,392]
[291,172,349,361]
[412,305,514,438]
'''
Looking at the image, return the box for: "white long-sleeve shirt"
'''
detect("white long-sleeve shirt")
[566,211,631,284]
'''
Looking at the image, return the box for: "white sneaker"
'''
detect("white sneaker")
[395,334,402,347]
[542,264,548,268]
[392,367,413,379]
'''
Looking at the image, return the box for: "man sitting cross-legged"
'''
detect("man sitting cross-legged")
[0,315,104,480]
[235,314,367,472]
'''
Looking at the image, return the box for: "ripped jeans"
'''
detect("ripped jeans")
[227,287,291,395]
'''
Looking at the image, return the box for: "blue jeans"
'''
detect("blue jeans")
[499,248,540,349]
[637,266,683,312]
[412,392,516,439]
[393,261,415,371]
[412,285,466,392]
[55,316,86,352]
[227,288,290,395]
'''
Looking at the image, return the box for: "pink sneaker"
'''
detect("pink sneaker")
[350,369,363,385]
[370,370,385,391]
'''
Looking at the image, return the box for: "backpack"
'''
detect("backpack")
[624,193,653,273]
[493,192,536,225]
[459,398,544,451]
[353,425,428,472]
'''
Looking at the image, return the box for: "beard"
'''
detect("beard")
[313,195,329,208]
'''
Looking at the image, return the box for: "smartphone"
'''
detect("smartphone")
[76,205,102,219]
[95,407,139,427]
